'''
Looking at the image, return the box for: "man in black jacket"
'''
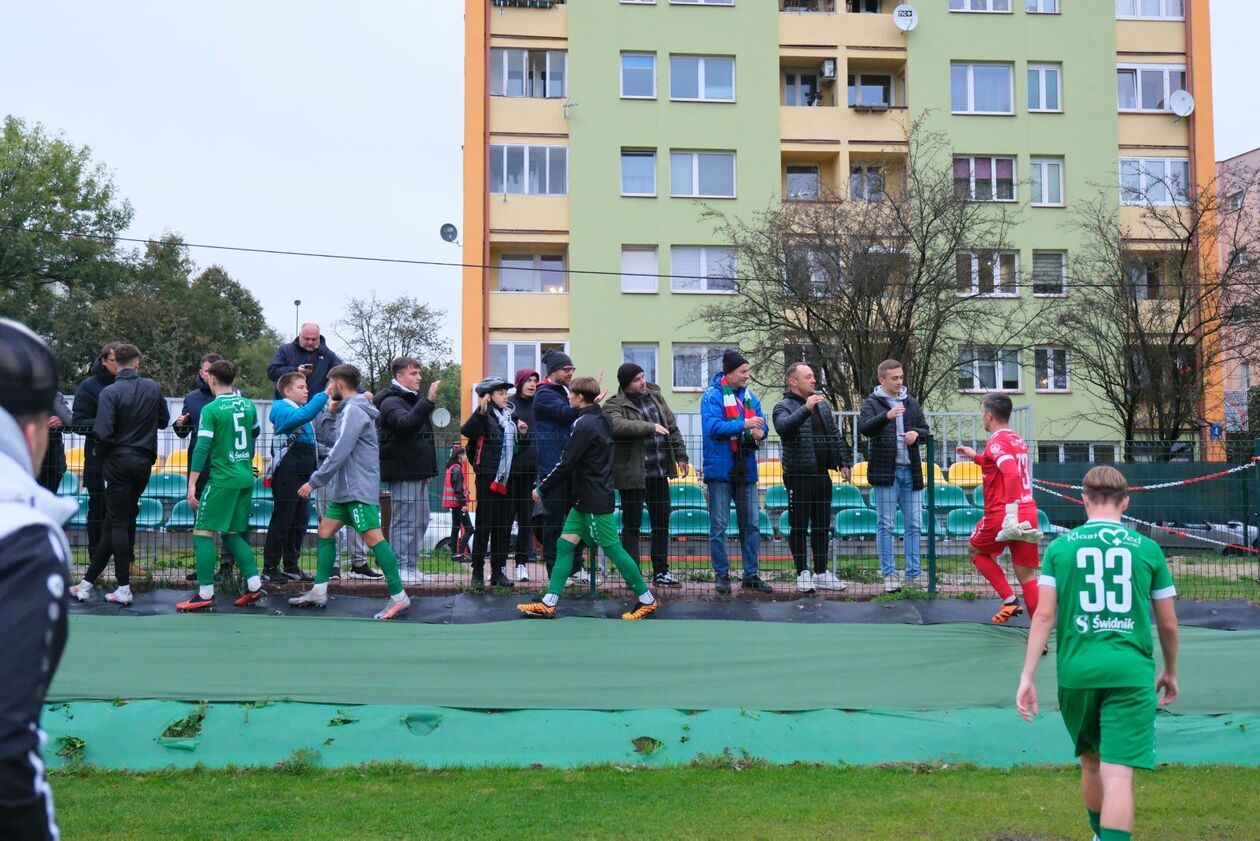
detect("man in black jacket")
[0,319,78,841]
[37,393,71,495]
[858,359,930,593]
[773,363,850,594]
[507,368,539,581]
[267,323,345,398]
[70,341,120,551]
[374,357,440,582]
[69,344,169,606]
[518,377,658,620]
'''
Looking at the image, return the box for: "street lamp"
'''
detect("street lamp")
[293,299,302,336]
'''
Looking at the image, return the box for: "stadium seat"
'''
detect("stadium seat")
[668,508,710,537]
[56,472,78,496]
[778,509,791,537]
[166,500,196,531]
[948,460,983,488]
[893,509,934,538]
[69,495,89,529]
[614,490,621,510]
[971,486,985,508]
[136,498,165,529]
[930,485,970,512]
[756,459,783,487]
[1037,509,1052,534]
[724,509,773,538]
[848,461,870,488]
[309,506,320,529]
[764,485,789,512]
[252,452,267,476]
[946,507,984,537]
[669,484,706,510]
[831,484,866,511]
[613,508,651,532]
[834,508,878,538]
[668,471,700,487]
[254,475,272,501]
[163,448,189,473]
[143,472,185,501]
[920,462,946,486]
[249,499,274,530]
[64,446,85,474]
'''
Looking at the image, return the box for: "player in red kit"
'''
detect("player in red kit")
[955,393,1043,624]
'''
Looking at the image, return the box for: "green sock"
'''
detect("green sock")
[193,535,218,587]
[371,540,404,596]
[1099,828,1131,841]
[223,534,259,580]
[601,539,649,596]
[546,539,577,598]
[315,537,336,585]
[1088,810,1101,836]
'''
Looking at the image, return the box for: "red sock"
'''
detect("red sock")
[972,554,1014,600]
[1021,577,1039,617]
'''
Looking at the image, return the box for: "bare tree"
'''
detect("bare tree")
[692,120,1027,412]
[336,293,452,392]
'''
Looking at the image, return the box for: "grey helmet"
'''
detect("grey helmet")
[474,375,512,397]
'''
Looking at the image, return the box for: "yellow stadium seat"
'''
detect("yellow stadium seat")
[948,460,983,488]
[64,446,86,474]
[921,462,946,485]
[757,459,783,487]
[828,468,849,484]
[252,452,267,475]
[849,461,870,488]
[163,448,189,472]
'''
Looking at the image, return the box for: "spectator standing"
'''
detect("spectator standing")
[773,363,850,593]
[605,362,690,588]
[261,371,327,582]
[701,350,772,595]
[507,368,539,581]
[37,392,71,495]
[534,350,591,581]
[441,444,473,561]
[267,322,345,398]
[460,376,524,590]
[69,344,169,605]
[173,353,235,580]
[69,341,120,551]
[858,359,930,593]
[374,357,440,583]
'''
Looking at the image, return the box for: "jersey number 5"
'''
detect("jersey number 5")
[1076,546,1133,613]
[232,412,248,451]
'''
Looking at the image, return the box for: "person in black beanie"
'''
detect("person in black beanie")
[69,341,121,552]
[507,368,539,581]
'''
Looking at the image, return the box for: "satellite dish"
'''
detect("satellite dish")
[439,223,459,243]
[893,4,918,31]
[1169,90,1195,118]
[431,407,452,428]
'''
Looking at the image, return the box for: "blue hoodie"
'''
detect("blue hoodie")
[699,371,765,483]
[269,391,330,445]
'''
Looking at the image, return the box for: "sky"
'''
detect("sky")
[2,0,1258,352]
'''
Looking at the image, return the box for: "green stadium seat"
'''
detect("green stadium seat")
[143,472,185,501]
[724,509,772,538]
[668,508,710,537]
[308,505,320,529]
[764,485,790,512]
[166,500,196,530]
[669,484,706,510]
[971,486,985,508]
[57,472,78,496]
[614,490,622,510]
[249,499,274,530]
[893,509,934,538]
[831,484,866,511]
[930,485,970,512]
[778,509,791,537]
[69,494,89,529]
[946,507,984,537]
[834,508,878,538]
[1037,509,1052,534]
[613,508,651,532]
[136,498,165,529]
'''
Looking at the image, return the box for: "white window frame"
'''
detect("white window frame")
[489,144,568,196]
[1029,157,1065,207]
[1031,250,1068,297]
[670,0,735,5]
[670,246,738,294]
[954,155,1018,202]
[1225,191,1245,212]
[622,344,660,383]
[785,165,821,200]
[1116,64,1186,113]
[784,71,821,107]
[848,72,895,108]
[621,149,657,197]
[949,0,1013,12]
[496,254,567,293]
[669,150,737,198]
[487,341,570,384]
[1034,347,1070,392]
[1119,157,1190,206]
[621,0,656,4]
[958,347,1022,393]
[490,49,568,99]
[951,63,1015,115]
[620,53,657,99]
[956,251,1020,297]
[850,166,884,202]
[671,344,725,392]
[1115,0,1184,21]
[1027,63,1062,112]
[669,55,736,103]
[1026,0,1059,11]
[620,246,660,294]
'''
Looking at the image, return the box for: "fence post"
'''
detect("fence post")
[926,434,937,596]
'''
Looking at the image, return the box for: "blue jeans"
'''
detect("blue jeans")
[873,466,922,580]
[707,480,760,579]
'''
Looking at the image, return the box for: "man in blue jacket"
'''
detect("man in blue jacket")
[701,349,772,595]
[266,323,345,398]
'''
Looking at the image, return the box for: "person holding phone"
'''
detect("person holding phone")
[266,322,346,398]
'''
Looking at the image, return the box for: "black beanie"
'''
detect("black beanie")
[722,348,749,374]
[542,349,574,375]
[617,362,644,391]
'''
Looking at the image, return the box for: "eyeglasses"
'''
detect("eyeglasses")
[559,366,576,373]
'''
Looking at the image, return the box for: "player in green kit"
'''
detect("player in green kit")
[1017,465,1180,841]
[176,360,268,611]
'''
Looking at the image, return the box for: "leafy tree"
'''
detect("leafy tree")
[335,294,452,392]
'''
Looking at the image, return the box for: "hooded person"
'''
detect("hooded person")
[459,376,521,590]
[532,350,587,580]
[506,368,539,581]
[68,341,120,552]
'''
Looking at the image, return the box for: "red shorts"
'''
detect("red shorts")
[970,512,1040,568]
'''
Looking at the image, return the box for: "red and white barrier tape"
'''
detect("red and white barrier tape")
[1035,457,1259,492]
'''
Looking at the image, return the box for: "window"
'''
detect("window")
[489,145,568,195]
[621,53,656,98]
[1116,65,1186,112]
[669,56,735,101]
[786,165,820,200]
[956,251,1019,296]
[671,246,737,292]
[672,344,726,391]
[621,247,659,293]
[670,151,736,197]
[1038,443,1117,463]
[1229,247,1251,270]
[488,341,568,382]
[848,0,881,10]
[959,347,1021,391]
[621,150,657,196]
[949,0,1012,11]
[496,254,567,293]
[1127,256,1181,300]
[1026,0,1058,10]
[1029,157,1064,206]
[1027,64,1061,112]
[622,344,659,383]
[1225,191,1245,212]
[490,49,567,98]
[1035,347,1069,391]
[850,166,884,202]
[954,156,1016,202]
[784,72,820,107]
[848,73,893,107]
[951,63,1014,114]
[1115,0,1184,20]
[1032,251,1067,296]
[672,0,735,4]
[1119,157,1190,205]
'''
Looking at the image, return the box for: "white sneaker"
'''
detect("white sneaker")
[573,569,591,583]
[515,564,530,582]
[289,589,328,608]
[813,571,848,592]
[883,575,903,594]
[401,568,434,584]
[903,576,925,591]
[565,576,577,588]
[374,592,411,621]
[69,582,92,602]
[105,588,133,605]
[796,570,816,592]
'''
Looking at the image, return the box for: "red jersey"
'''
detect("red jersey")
[975,427,1035,516]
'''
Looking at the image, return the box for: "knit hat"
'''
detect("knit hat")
[514,368,539,394]
[542,350,574,375]
[722,348,749,374]
[617,362,644,391]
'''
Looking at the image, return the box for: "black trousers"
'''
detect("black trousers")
[620,476,672,576]
[470,474,512,580]
[506,471,535,564]
[84,453,152,586]
[786,473,832,574]
[448,506,473,556]
[263,444,314,571]
[83,461,107,553]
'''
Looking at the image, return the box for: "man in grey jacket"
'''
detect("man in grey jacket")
[290,365,410,621]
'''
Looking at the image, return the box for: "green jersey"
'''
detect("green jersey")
[191,394,259,489]
[1041,518,1176,689]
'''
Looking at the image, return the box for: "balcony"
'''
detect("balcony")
[489,96,569,136]
[780,4,908,51]
[487,291,570,331]
[488,194,569,234]
[490,3,567,39]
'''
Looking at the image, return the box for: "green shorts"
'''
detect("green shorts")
[324,501,382,533]
[1058,685,1157,770]
[562,508,617,548]
[195,484,252,534]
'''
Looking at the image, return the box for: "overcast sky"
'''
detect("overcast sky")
[3,1,1257,352]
